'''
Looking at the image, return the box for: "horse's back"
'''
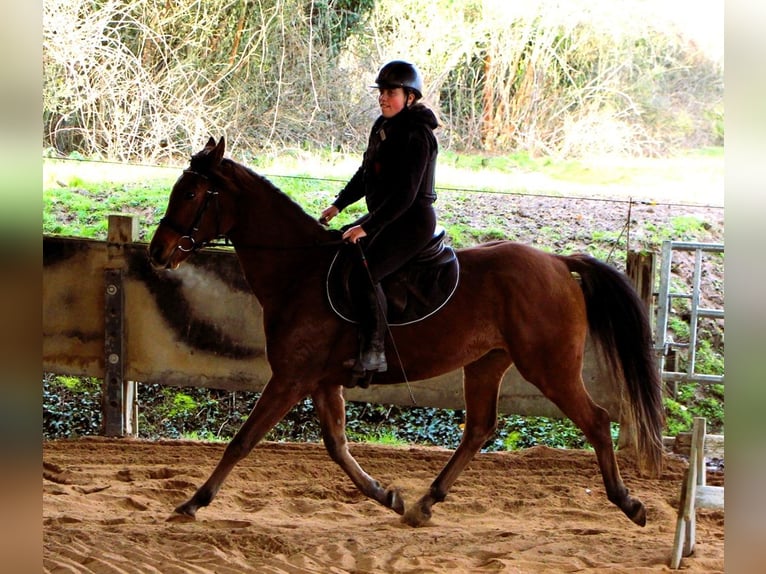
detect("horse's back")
[446,241,590,382]
[456,240,576,285]
[451,239,587,336]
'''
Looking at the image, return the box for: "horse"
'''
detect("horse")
[148,136,665,528]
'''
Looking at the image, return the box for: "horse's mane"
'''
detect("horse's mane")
[221,157,328,231]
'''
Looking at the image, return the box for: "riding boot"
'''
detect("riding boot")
[361,282,388,372]
[348,282,388,388]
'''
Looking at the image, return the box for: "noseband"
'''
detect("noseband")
[159,169,222,253]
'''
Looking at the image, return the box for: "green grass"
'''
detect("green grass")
[696,340,724,375]
[43,148,723,241]
[670,216,711,238]
[439,149,547,173]
[443,223,508,248]
[547,160,640,185]
[665,381,724,434]
[667,315,691,341]
[348,430,409,446]
[181,430,227,442]
[44,173,175,240]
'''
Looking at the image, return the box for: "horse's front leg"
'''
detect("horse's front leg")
[173,378,305,518]
[311,384,405,515]
[403,351,509,526]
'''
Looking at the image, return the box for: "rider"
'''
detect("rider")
[320,60,440,386]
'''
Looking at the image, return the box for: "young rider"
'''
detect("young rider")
[320,60,440,386]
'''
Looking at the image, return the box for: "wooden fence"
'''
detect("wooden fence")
[43,215,654,438]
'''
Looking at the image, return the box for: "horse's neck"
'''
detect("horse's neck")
[231,172,328,246]
[226,168,333,304]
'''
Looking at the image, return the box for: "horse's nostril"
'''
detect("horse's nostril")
[148,244,166,267]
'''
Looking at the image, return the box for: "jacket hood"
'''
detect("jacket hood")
[381,102,438,131]
[405,102,439,130]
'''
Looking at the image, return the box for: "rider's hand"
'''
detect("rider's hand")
[342,225,367,244]
[319,205,339,226]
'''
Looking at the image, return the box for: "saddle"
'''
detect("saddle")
[326,227,459,326]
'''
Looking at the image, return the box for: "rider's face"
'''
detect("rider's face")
[378,87,412,118]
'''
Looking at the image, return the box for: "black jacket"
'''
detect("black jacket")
[333,103,439,239]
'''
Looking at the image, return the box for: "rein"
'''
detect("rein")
[160,168,345,253]
[222,237,346,251]
[159,169,345,253]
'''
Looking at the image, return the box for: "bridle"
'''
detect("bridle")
[159,169,222,253]
[158,167,345,254]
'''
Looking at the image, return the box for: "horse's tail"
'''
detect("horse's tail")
[562,253,665,476]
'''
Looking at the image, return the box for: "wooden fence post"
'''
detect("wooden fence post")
[619,250,657,450]
[103,214,139,437]
[626,250,656,322]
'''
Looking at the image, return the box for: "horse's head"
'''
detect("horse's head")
[149,137,230,269]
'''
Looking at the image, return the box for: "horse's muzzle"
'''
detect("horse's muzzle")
[148,241,177,270]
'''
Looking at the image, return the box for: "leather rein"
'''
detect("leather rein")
[159,168,343,254]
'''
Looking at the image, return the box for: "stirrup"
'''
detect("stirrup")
[341,349,385,389]
[341,358,374,388]
[342,350,387,374]
[359,349,387,373]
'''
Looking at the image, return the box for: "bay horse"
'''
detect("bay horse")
[148,137,664,527]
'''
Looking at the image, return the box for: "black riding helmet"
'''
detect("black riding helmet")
[371,60,423,100]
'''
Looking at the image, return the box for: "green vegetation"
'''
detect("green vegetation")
[662,397,693,437]
[348,430,410,447]
[667,315,691,341]
[696,340,725,376]
[442,223,508,248]
[44,0,722,160]
[439,150,550,173]
[43,375,103,438]
[664,382,724,436]
[44,372,632,452]
[642,216,711,246]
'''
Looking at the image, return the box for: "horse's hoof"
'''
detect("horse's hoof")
[402,504,431,527]
[172,502,197,519]
[387,488,405,515]
[627,501,647,527]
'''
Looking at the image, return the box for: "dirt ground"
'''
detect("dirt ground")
[43,437,724,573]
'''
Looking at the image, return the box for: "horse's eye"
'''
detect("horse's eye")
[185,191,196,200]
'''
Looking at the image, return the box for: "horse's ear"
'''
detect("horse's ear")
[210,136,226,165]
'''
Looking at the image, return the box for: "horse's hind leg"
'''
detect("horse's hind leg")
[403,350,510,527]
[173,378,305,518]
[312,385,404,514]
[535,371,647,526]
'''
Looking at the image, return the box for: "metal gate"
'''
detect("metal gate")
[654,241,724,396]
